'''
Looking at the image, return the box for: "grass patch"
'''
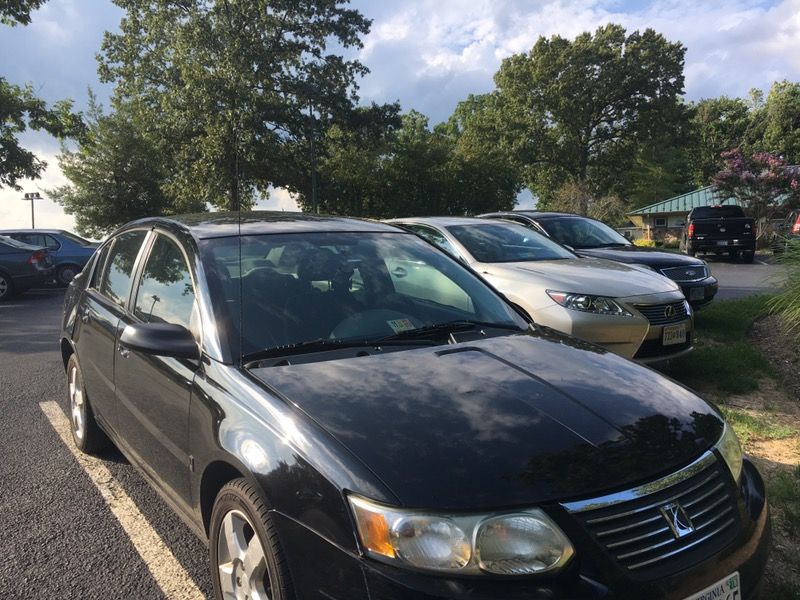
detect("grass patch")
[717,406,797,445]
[659,295,774,392]
[767,465,800,536]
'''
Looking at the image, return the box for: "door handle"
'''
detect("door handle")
[391,266,407,278]
[80,311,89,323]
[118,344,130,359]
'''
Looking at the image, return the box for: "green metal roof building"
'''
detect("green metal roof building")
[626,186,735,236]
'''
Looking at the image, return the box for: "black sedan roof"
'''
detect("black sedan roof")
[120,211,401,240]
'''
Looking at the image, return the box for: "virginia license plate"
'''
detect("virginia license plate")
[689,287,705,301]
[663,323,686,345]
[684,571,740,600]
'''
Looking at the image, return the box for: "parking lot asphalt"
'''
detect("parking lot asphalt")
[705,254,787,301]
[0,288,213,599]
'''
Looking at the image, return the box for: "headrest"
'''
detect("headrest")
[297,248,352,282]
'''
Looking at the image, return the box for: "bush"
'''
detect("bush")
[769,245,800,341]
[661,239,680,249]
[633,238,656,247]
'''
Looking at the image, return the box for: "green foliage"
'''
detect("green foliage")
[632,238,656,248]
[718,407,796,446]
[0,0,46,26]
[99,0,372,211]
[758,81,800,163]
[309,109,519,217]
[490,24,687,206]
[770,245,800,342]
[549,181,630,225]
[687,96,752,186]
[48,97,205,239]
[0,78,84,189]
[767,465,800,536]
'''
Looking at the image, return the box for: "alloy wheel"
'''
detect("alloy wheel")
[68,365,85,441]
[217,509,272,600]
[0,278,8,299]
[59,267,77,285]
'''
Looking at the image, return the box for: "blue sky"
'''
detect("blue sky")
[1,0,799,230]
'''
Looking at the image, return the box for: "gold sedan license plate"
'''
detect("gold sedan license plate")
[662,323,686,346]
[684,571,740,600]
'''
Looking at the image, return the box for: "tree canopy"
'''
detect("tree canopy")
[49,98,205,238]
[98,0,373,211]
[0,0,46,26]
[488,24,687,207]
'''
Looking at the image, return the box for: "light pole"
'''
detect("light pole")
[21,192,43,229]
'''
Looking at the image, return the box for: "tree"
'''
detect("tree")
[0,78,84,189]
[0,0,46,26]
[491,24,687,206]
[758,81,800,163]
[687,97,752,186]
[49,99,205,238]
[712,150,800,235]
[99,0,372,211]
[550,181,630,226]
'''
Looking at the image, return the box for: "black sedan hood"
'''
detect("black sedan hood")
[579,245,705,268]
[251,331,722,509]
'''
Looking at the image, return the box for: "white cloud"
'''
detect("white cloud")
[254,187,301,212]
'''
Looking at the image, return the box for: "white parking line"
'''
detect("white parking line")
[754,259,767,265]
[39,401,205,600]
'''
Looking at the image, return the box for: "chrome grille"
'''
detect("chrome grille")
[562,453,740,579]
[634,301,688,326]
[660,265,708,282]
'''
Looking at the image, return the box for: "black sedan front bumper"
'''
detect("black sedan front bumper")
[274,458,770,600]
[679,276,718,309]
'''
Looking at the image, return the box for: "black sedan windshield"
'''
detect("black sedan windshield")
[447,222,575,263]
[540,217,631,249]
[200,232,526,358]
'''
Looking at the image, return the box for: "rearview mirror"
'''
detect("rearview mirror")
[119,322,200,360]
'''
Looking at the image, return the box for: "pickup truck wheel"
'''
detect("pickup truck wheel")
[742,250,755,263]
[0,272,13,301]
[728,250,739,260]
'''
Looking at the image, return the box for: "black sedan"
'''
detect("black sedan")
[479,212,719,308]
[61,213,768,600]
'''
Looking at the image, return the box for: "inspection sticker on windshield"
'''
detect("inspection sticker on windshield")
[387,318,416,333]
[684,572,740,600]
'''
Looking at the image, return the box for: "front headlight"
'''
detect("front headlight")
[546,290,633,317]
[715,423,743,483]
[348,495,574,575]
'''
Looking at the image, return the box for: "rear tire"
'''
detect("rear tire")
[57,265,79,286]
[742,250,755,263]
[210,478,295,600]
[0,272,14,301]
[728,250,739,261]
[66,354,110,454]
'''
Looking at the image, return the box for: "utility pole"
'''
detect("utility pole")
[308,98,319,214]
[22,192,43,228]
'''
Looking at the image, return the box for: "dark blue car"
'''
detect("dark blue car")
[0,229,97,285]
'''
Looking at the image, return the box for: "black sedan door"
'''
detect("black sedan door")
[113,232,200,512]
[73,230,148,432]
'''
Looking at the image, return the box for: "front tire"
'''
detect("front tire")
[66,354,110,453]
[742,250,755,263]
[210,478,294,600]
[0,272,14,301]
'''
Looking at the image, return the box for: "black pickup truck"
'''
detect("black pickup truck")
[681,205,756,262]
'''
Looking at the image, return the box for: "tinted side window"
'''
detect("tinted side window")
[134,235,196,331]
[44,235,61,250]
[100,231,147,307]
[405,224,460,258]
[90,245,112,289]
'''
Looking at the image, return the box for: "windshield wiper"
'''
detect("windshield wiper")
[379,319,525,341]
[592,242,630,248]
[242,338,437,366]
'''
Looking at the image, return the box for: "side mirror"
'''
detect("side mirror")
[119,322,200,360]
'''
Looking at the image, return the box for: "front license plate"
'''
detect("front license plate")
[684,572,740,600]
[689,287,705,301]
[716,240,729,246]
[663,323,686,346]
